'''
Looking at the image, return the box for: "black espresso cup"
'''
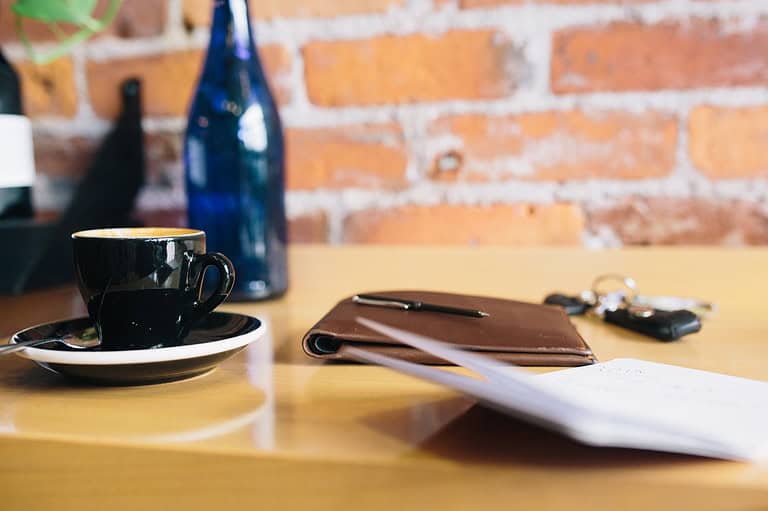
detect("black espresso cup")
[72,228,235,350]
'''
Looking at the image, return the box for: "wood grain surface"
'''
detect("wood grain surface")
[1,246,767,510]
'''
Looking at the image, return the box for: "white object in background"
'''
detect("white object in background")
[348,318,768,462]
[0,114,35,188]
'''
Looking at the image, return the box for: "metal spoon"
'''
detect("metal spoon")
[0,332,100,356]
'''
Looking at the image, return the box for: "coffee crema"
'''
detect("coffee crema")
[72,227,203,239]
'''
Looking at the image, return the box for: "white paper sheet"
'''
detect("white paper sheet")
[347,318,768,461]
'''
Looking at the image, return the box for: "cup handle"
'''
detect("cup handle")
[190,252,236,322]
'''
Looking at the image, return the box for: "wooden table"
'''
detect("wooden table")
[1,246,767,510]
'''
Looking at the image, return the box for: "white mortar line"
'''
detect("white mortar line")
[165,0,186,40]
[66,46,93,123]
[280,175,768,216]
[278,88,768,127]
[142,117,188,133]
[40,174,768,216]
[273,31,311,113]
[251,0,768,44]
[672,104,700,179]
[398,107,432,183]
[27,85,768,137]
[3,0,765,61]
[326,204,346,244]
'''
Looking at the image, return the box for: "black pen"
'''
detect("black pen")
[352,294,489,318]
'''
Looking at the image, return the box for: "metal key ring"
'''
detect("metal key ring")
[591,274,638,305]
[633,295,717,318]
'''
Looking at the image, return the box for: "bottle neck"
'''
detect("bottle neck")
[210,0,255,60]
[197,0,272,109]
[0,47,22,115]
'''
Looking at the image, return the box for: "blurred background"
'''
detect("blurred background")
[2,0,767,247]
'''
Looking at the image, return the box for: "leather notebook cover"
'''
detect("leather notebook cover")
[302,290,596,366]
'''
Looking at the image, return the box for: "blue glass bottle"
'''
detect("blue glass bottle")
[184,0,287,300]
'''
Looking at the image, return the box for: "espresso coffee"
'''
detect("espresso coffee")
[72,228,235,350]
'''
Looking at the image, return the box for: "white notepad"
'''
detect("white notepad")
[347,318,768,462]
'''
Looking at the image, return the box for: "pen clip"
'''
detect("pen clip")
[353,295,412,310]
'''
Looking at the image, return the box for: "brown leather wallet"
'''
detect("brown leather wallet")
[302,290,596,366]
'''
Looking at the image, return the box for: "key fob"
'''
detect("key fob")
[603,307,701,342]
[544,293,590,316]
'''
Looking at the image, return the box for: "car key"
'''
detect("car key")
[545,273,709,342]
[543,293,591,316]
[603,306,701,342]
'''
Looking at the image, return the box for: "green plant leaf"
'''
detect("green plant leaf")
[14,0,123,65]
[69,0,101,27]
[11,0,97,24]
[71,0,100,16]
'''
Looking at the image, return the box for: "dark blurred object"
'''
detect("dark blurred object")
[0,47,35,220]
[0,78,145,294]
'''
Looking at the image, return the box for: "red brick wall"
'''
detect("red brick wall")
[3,0,768,246]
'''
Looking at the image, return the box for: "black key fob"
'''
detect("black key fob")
[603,307,701,342]
[544,293,590,316]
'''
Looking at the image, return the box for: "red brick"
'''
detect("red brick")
[105,0,167,38]
[344,203,584,245]
[286,124,407,190]
[87,50,198,118]
[33,135,95,179]
[136,209,329,243]
[590,198,768,245]
[32,131,183,181]
[182,0,402,25]
[34,209,61,223]
[16,58,77,117]
[289,212,329,243]
[144,132,184,184]
[137,209,187,228]
[689,106,768,179]
[552,19,768,93]
[0,0,165,43]
[256,45,292,105]
[86,45,291,119]
[0,0,56,43]
[429,110,677,181]
[304,30,519,106]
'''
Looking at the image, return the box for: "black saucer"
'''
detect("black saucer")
[10,312,263,385]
